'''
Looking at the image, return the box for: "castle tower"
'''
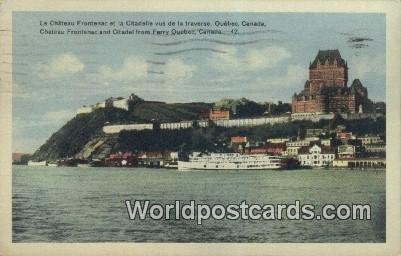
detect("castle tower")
[292,49,370,114]
[308,49,348,94]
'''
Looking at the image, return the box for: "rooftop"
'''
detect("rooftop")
[310,49,347,69]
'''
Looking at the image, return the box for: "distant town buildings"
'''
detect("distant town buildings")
[292,50,373,114]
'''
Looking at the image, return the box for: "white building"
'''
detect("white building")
[358,135,383,146]
[267,138,289,144]
[160,121,193,130]
[337,145,355,159]
[77,93,141,115]
[287,140,310,147]
[306,128,324,137]
[170,152,179,161]
[332,159,349,168]
[298,144,335,167]
[198,120,209,128]
[214,116,290,128]
[305,136,320,142]
[365,143,386,153]
[291,112,335,122]
[103,123,153,134]
[284,146,302,156]
[321,139,331,146]
[112,98,130,111]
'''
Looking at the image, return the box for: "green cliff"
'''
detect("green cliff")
[32,101,211,161]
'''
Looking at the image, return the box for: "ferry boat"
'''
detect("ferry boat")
[178,152,282,171]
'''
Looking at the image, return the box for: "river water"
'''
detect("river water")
[12,166,385,242]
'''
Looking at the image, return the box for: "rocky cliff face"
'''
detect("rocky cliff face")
[32,101,211,161]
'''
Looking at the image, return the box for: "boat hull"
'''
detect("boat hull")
[178,161,281,171]
[27,161,47,166]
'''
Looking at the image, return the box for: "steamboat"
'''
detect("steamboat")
[178,152,283,171]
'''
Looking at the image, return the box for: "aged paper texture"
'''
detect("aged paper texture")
[0,0,400,255]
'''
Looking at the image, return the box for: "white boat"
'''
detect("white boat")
[27,160,47,166]
[164,162,178,169]
[178,152,282,171]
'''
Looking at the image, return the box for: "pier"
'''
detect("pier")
[333,158,385,169]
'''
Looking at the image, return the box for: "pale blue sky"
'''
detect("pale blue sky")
[12,12,385,153]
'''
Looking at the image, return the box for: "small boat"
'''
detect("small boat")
[47,163,58,167]
[77,163,90,168]
[27,160,47,166]
[164,162,178,169]
[89,159,106,167]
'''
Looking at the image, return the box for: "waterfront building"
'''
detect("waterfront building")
[137,152,165,167]
[105,152,137,167]
[283,146,304,157]
[292,49,372,114]
[333,158,385,168]
[337,145,356,159]
[297,144,335,167]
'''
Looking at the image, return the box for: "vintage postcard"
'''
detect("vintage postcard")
[0,0,400,255]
